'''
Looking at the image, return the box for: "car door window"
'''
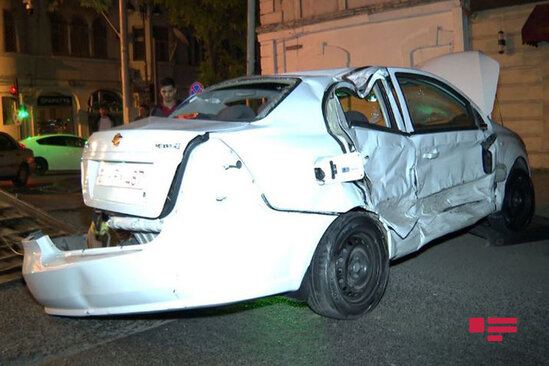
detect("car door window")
[336,80,395,131]
[396,73,475,133]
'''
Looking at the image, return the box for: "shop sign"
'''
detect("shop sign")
[37,96,73,106]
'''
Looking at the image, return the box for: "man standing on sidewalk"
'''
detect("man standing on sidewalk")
[150,77,180,117]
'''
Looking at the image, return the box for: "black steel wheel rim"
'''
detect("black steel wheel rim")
[333,231,380,303]
[504,173,533,228]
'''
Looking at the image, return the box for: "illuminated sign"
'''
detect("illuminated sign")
[37,96,73,106]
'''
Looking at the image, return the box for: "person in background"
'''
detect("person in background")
[97,105,113,131]
[136,104,150,120]
[150,77,180,117]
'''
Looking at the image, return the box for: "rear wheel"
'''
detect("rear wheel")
[489,168,535,231]
[12,164,29,187]
[34,157,48,175]
[307,211,389,319]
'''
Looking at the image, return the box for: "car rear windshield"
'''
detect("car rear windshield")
[170,79,298,122]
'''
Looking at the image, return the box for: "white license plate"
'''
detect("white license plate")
[96,162,149,189]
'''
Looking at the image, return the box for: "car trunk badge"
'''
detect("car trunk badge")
[112,133,122,146]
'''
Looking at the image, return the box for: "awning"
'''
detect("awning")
[522,4,549,47]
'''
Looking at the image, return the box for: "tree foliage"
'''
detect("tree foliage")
[156,0,247,85]
[78,0,247,85]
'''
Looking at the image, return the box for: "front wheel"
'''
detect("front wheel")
[489,168,535,231]
[307,211,389,320]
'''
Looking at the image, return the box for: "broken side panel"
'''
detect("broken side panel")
[354,127,418,238]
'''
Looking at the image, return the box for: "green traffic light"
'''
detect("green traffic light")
[17,106,29,119]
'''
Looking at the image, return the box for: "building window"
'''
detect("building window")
[70,17,90,57]
[133,27,145,61]
[154,26,169,62]
[50,13,68,56]
[92,18,107,58]
[3,10,16,52]
[187,34,203,66]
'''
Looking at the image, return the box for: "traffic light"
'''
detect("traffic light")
[17,105,29,120]
[9,78,18,96]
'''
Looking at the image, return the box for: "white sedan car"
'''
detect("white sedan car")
[20,134,87,174]
[22,52,534,319]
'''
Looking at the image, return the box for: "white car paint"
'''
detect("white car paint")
[22,57,531,317]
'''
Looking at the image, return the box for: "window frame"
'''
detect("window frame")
[334,80,399,134]
[92,18,107,58]
[153,26,169,62]
[3,10,16,53]
[132,27,145,61]
[50,13,69,56]
[70,16,90,58]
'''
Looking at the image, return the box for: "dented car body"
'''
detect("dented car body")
[22,52,534,319]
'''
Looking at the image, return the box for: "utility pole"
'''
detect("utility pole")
[247,0,255,76]
[119,0,131,124]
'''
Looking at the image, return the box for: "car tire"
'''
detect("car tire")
[307,211,389,320]
[12,164,29,187]
[489,168,535,232]
[34,157,48,175]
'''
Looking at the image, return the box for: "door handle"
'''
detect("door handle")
[422,150,439,159]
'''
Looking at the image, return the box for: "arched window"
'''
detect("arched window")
[92,18,107,58]
[50,13,68,56]
[70,17,90,57]
[3,10,16,52]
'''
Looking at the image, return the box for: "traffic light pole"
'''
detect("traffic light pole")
[119,0,131,124]
[246,0,255,76]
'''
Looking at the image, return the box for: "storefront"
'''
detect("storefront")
[36,95,74,135]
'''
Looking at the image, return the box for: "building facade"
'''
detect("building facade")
[0,0,197,140]
[257,0,549,168]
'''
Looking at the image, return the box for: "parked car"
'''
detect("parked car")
[0,132,35,187]
[20,134,87,174]
[22,52,534,319]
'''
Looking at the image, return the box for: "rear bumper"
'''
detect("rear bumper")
[22,234,200,316]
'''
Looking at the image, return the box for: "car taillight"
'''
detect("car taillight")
[19,142,27,149]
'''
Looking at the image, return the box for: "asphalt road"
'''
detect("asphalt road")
[1,173,548,365]
[1,226,548,365]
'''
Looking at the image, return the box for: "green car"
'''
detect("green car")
[21,134,87,175]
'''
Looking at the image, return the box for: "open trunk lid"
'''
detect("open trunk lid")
[82,117,247,218]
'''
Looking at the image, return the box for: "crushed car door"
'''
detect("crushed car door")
[326,68,419,238]
[389,69,496,236]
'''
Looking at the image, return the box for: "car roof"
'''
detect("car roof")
[279,67,353,78]
[23,133,84,140]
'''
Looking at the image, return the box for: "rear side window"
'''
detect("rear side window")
[37,136,66,146]
[0,133,16,151]
[396,73,475,133]
[337,80,395,130]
